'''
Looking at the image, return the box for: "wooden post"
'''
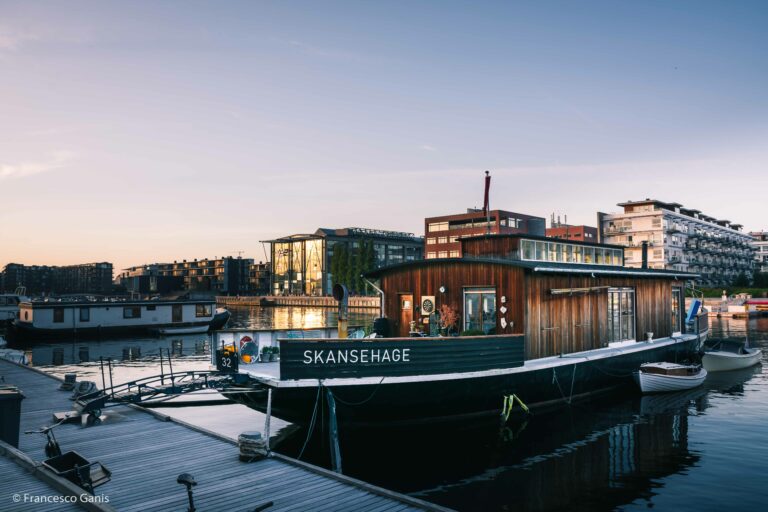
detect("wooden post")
[333,284,349,339]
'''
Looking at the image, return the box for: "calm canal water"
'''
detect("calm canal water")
[6,307,768,511]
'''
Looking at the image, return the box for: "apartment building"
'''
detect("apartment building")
[598,199,754,286]
[750,231,768,274]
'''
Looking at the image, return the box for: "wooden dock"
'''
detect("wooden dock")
[0,359,451,512]
[217,296,380,309]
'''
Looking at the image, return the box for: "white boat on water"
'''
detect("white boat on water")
[702,340,762,372]
[634,362,707,394]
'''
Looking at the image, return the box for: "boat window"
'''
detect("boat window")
[79,307,90,322]
[535,241,546,260]
[573,245,583,263]
[53,307,64,323]
[671,287,683,334]
[463,288,496,334]
[196,304,213,317]
[607,287,635,342]
[584,247,595,264]
[521,240,534,260]
[123,306,142,319]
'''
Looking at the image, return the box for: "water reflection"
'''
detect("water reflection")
[227,305,377,330]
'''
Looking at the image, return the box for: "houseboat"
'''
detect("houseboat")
[11,298,228,340]
[218,234,707,426]
[0,288,30,327]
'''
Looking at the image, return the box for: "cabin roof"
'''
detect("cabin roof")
[365,257,699,280]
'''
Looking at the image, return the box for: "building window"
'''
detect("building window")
[426,252,436,259]
[449,236,459,243]
[438,251,448,258]
[449,250,460,257]
[123,306,141,319]
[426,238,436,245]
[79,307,90,322]
[608,287,635,342]
[464,288,496,334]
[437,237,448,244]
[147,305,157,311]
[196,304,213,317]
[428,222,449,232]
[53,307,64,323]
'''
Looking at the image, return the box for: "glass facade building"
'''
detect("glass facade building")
[266,228,424,296]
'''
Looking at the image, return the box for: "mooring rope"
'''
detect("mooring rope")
[296,383,323,460]
[551,365,578,404]
[330,377,386,407]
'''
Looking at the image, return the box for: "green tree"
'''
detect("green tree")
[733,271,750,287]
[330,244,347,289]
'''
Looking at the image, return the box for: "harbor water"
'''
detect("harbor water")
[4,306,768,511]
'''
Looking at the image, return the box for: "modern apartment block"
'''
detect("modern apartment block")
[249,261,271,295]
[598,199,754,286]
[1,262,113,295]
[266,227,423,296]
[750,231,768,273]
[424,209,546,259]
[118,256,255,295]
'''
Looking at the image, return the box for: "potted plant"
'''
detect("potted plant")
[270,346,280,362]
[260,346,271,363]
[439,304,458,336]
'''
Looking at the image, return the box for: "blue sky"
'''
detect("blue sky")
[1,0,767,271]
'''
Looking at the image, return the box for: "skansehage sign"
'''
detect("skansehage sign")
[303,348,411,365]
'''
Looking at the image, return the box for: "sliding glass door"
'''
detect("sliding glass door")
[608,287,635,342]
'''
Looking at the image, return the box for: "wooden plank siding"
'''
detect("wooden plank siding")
[523,275,674,360]
[377,261,677,360]
[379,261,525,338]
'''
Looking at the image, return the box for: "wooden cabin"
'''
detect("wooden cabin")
[368,234,693,360]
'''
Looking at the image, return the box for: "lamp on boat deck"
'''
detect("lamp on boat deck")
[333,284,349,339]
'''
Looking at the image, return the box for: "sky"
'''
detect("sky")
[1,0,767,272]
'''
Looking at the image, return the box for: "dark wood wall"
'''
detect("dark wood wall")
[461,236,521,259]
[378,261,677,360]
[524,274,674,359]
[379,261,525,338]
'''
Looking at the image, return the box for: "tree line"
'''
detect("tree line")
[330,239,376,295]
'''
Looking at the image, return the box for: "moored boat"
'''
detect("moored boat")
[11,299,220,340]
[634,362,707,393]
[217,233,707,426]
[702,340,762,372]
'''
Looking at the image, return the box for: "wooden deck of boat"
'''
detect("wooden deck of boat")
[0,359,451,512]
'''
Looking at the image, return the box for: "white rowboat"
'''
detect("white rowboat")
[634,362,707,394]
[702,344,762,372]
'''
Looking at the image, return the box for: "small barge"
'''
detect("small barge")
[217,234,708,426]
[11,299,229,340]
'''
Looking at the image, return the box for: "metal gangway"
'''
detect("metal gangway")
[73,349,246,421]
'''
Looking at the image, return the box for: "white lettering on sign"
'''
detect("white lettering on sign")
[301,348,413,365]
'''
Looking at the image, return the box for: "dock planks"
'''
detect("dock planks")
[0,359,451,512]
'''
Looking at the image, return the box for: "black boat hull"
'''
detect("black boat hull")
[224,337,697,426]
